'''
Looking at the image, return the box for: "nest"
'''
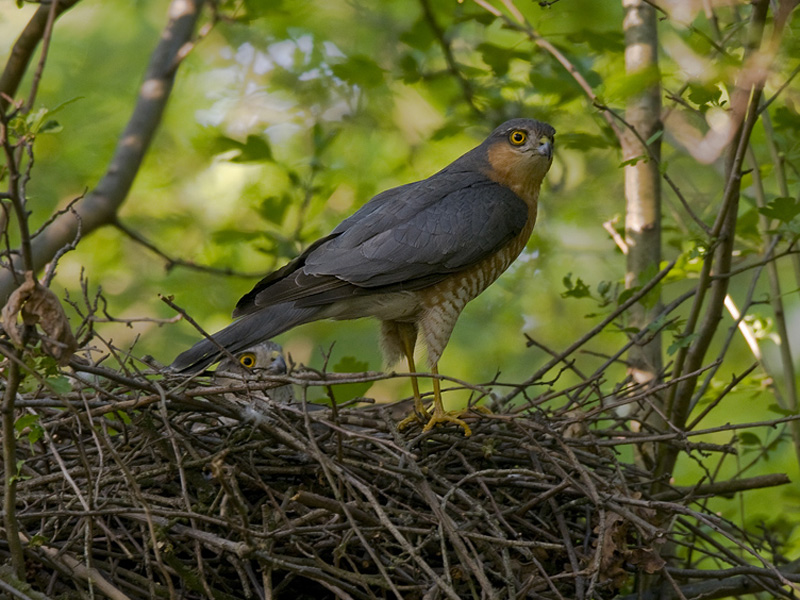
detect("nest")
[4,354,672,600]
[6,352,788,600]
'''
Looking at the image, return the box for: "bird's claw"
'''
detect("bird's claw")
[398,406,480,437]
[422,409,472,437]
[397,408,430,432]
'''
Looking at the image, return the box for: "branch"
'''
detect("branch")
[114,220,263,278]
[653,473,791,501]
[0,346,25,579]
[0,0,81,112]
[419,0,483,118]
[617,559,800,600]
[657,0,772,484]
[0,0,207,303]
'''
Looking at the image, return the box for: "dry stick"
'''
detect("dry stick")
[653,473,790,502]
[96,422,177,598]
[749,124,800,465]
[686,363,758,431]
[0,102,35,582]
[1,349,25,579]
[153,381,216,598]
[22,0,60,114]
[298,414,408,600]
[0,0,207,303]
[20,534,133,600]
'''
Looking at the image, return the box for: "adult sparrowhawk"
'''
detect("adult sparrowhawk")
[172,118,555,435]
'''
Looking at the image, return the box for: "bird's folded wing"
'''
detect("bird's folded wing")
[235,172,528,312]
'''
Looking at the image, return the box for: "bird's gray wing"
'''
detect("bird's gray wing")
[306,176,528,287]
[238,170,528,311]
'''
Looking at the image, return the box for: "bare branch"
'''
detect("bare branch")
[0,0,207,303]
[0,0,81,112]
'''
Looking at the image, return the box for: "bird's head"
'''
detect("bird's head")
[481,118,555,203]
[214,341,288,382]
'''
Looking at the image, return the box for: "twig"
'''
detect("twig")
[0,0,208,303]
[114,219,264,278]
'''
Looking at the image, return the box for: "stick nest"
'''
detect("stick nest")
[8,359,688,599]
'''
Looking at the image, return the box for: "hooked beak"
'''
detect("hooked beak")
[538,139,554,161]
[269,352,288,375]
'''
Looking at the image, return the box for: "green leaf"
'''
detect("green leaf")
[620,155,647,168]
[771,106,800,130]
[46,375,72,395]
[257,195,293,225]
[212,229,267,244]
[566,29,625,53]
[25,97,83,134]
[736,208,761,243]
[687,83,722,107]
[758,197,800,223]
[767,403,796,416]
[15,414,40,435]
[399,17,435,51]
[617,286,639,306]
[216,135,273,163]
[478,43,525,77]
[331,55,385,88]
[738,432,761,446]
[667,332,698,355]
[604,66,660,102]
[39,120,63,134]
[645,130,663,145]
[561,274,592,299]
[399,53,422,84]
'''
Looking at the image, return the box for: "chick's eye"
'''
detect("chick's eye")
[509,130,527,146]
[239,353,256,369]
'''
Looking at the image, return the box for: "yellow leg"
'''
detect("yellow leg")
[392,323,475,437]
[405,340,427,419]
[396,324,429,432]
[420,364,472,436]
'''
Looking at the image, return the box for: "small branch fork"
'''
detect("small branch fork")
[0,0,209,304]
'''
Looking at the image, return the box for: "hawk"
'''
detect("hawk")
[172,118,555,435]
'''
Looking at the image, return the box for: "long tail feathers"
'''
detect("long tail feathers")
[170,304,320,373]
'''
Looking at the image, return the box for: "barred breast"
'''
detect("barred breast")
[418,209,537,366]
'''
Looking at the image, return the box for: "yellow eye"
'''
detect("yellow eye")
[509,130,527,146]
[239,353,256,369]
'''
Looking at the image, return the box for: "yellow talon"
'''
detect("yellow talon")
[421,407,472,436]
[397,407,429,432]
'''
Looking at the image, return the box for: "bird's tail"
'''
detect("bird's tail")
[169,304,320,373]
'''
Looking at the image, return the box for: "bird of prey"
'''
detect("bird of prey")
[213,341,294,406]
[172,118,555,436]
